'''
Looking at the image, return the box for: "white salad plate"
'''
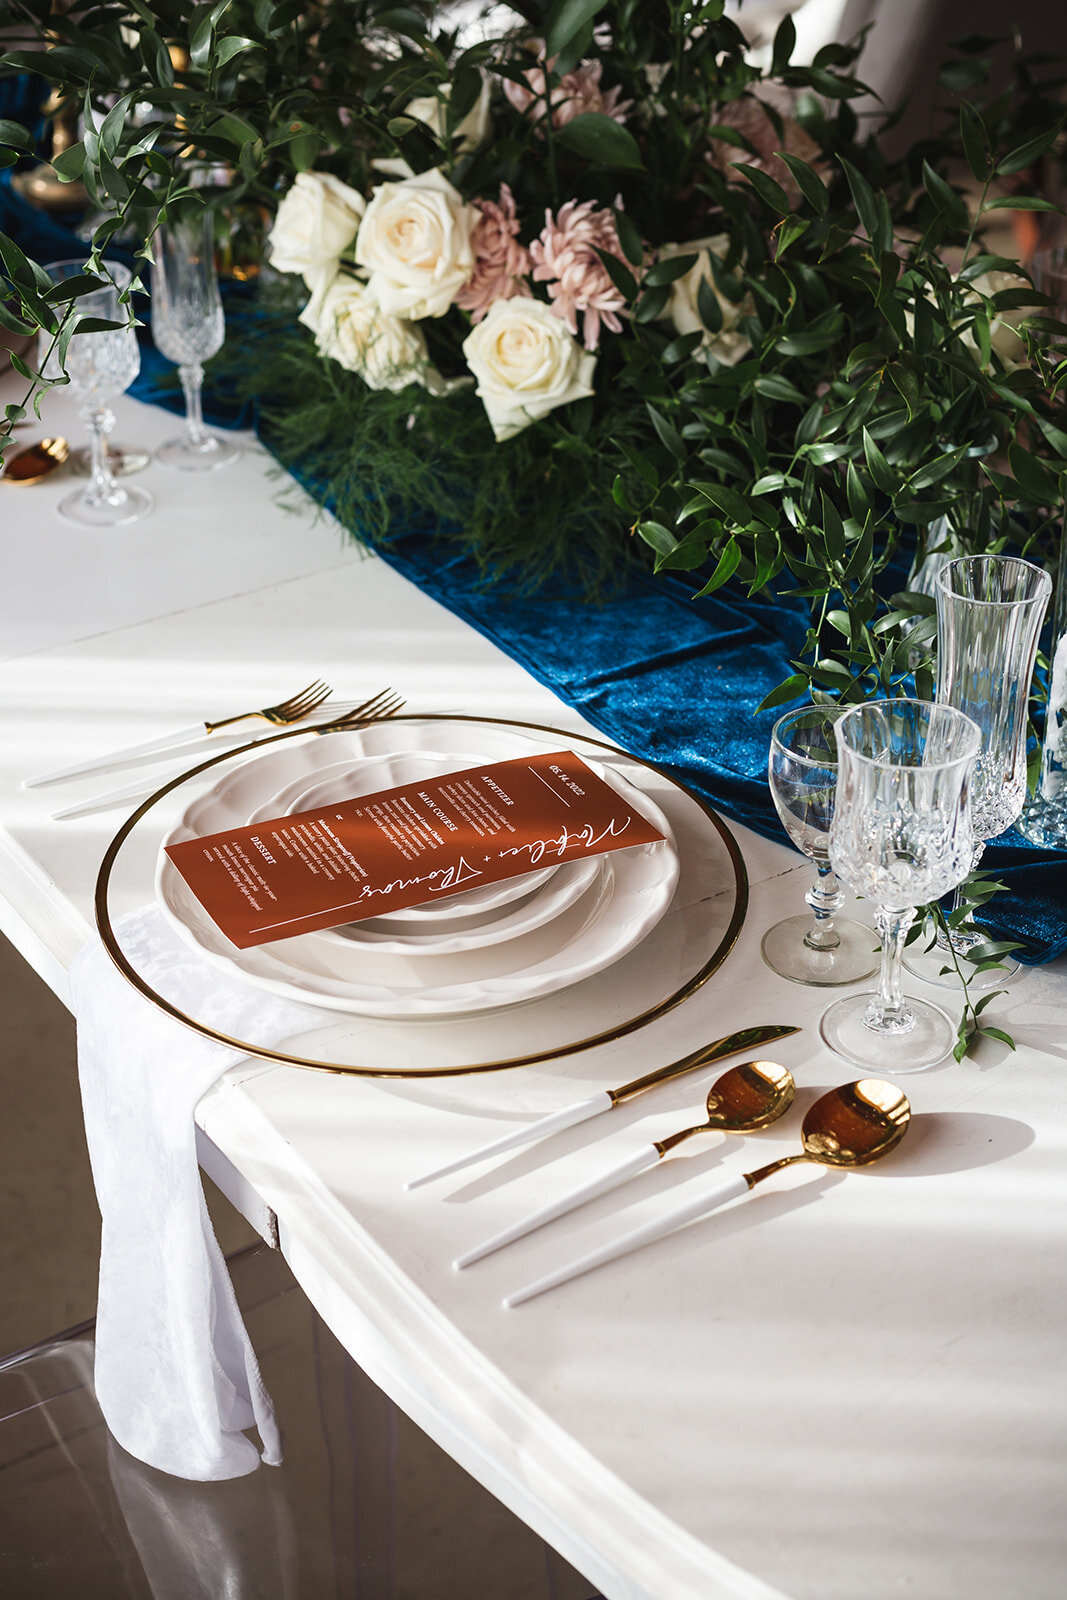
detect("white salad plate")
[252,748,558,931]
[156,720,679,1018]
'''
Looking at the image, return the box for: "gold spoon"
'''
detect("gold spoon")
[2,436,70,486]
[504,1079,911,1306]
[455,1060,796,1269]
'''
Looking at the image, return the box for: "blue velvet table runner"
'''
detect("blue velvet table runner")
[3,170,1064,962]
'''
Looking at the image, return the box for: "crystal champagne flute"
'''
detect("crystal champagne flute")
[762,705,878,985]
[150,212,239,470]
[910,554,1051,986]
[38,260,154,527]
[821,699,981,1073]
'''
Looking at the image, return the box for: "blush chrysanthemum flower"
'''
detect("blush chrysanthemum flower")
[454,184,533,322]
[529,200,629,351]
[503,53,631,131]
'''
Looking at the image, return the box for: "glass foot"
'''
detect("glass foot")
[760,916,878,986]
[820,991,956,1073]
[70,442,151,477]
[903,943,1021,991]
[155,432,240,471]
[57,482,154,528]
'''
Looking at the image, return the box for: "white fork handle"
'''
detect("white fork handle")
[454,1146,660,1269]
[503,1170,751,1307]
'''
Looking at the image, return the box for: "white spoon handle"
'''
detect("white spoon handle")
[503,1169,751,1307]
[454,1146,660,1269]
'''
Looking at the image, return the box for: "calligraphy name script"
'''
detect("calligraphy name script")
[164,750,666,949]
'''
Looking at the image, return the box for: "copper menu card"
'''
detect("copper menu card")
[165,750,666,949]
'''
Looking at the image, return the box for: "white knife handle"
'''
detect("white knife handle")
[454,1146,660,1269]
[24,724,209,786]
[405,1092,614,1191]
[503,1169,752,1307]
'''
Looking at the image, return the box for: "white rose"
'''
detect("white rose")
[462,298,596,441]
[658,236,752,367]
[268,172,366,283]
[405,78,492,154]
[300,271,429,392]
[354,168,477,319]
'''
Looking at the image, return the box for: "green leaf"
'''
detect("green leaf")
[959,101,990,182]
[754,374,806,405]
[771,14,796,73]
[616,438,659,489]
[1008,441,1062,503]
[839,155,891,252]
[774,214,810,259]
[693,537,741,597]
[646,404,685,460]
[633,285,670,323]
[922,160,969,230]
[51,142,86,181]
[978,1026,1016,1050]
[997,120,1065,177]
[689,480,755,524]
[662,331,704,364]
[643,254,697,287]
[613,208,643,268]
[214,35,261,69]
[730,162,790,215]
[0,119,33,154]
[777,152,829,216]
[545,0,608,58]
[555,112,643,170]
[984,196,1063,213]
[594,247,638,301]
[697,275,723,334]
[637,519,677,558]
[756,673,809,712]
[862,426,896,493]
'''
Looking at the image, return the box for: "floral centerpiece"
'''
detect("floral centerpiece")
[1,1,1066,1047]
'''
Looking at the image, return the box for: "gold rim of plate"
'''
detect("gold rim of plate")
[95,713,750,1078]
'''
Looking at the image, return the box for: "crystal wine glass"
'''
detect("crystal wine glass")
[910,554,1051,986]
[39,260,154,527]
[150,213,239,470]
[761,706,878,986]
[821,699,981,1073]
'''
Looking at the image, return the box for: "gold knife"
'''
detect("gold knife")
[404,1024,800,1190]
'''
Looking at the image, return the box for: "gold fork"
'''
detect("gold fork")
[204,679,332,733]
[313,689,405,732]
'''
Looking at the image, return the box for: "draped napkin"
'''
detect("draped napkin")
[71,905,314,1481]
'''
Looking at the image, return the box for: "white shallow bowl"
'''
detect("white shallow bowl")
[156,722,679,1018]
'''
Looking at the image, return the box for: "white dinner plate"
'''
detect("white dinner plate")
[156,720,679,1017]
[254,749,559,931]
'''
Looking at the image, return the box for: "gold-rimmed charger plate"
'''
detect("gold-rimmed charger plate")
[95,714,749,1077]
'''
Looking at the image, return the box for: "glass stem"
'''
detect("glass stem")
[179,362,206,448]
[84,405,118,505]
[935,841,986,955]
[804,859,843,951]
[871,906,914,1029]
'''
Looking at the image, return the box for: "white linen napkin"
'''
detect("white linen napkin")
[71,904,314,1481]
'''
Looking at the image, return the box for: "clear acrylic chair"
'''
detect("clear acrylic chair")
[0,1243,602,1600]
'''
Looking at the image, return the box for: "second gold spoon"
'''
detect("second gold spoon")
[454,1060,795,1269]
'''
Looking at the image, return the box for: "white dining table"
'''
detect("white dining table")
[1,378,1065,1600]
